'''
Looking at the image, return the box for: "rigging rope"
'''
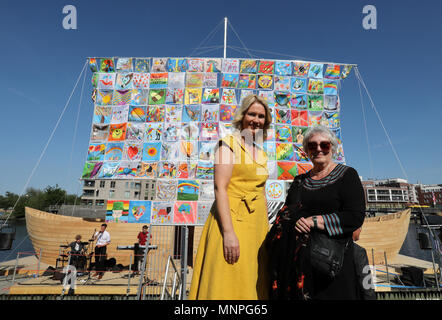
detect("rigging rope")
[354,66,408,180]
[192,45,225,57]
[226,45,259,59]
[355,66,442,286]
[0,60,88,229]
[65,61,87,209]
[357,72,374,178]
[228,45,314,61]
[189,18,224,57]
[226,21,254,59]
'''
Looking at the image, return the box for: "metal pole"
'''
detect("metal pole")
[384,251,390,285]
[37,248,42,278]
[429,248,440,291]
[223,17,227,59]
[126,254,132,297]
[180,226,189,300]
[12,252,20,282]
[136,245,149,300]
[371,248,376,284]
[160,256,172,300]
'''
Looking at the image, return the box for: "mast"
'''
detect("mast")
[223,17,227,59]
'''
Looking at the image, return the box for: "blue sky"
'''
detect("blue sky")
[0,0,441,196]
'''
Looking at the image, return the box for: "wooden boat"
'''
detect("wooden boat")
[25,206,411,268]
[25,207,177,269]
[356,209,411,265]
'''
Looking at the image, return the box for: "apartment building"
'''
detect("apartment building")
[415,184,442,208]
[361,178,418,210]
[81,179,156,207]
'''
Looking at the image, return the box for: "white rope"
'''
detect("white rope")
[71,180,82,216]
[227,45,357,67]
[189,19,224,57]
[192,45,225,57]
[228,45,312,61]
[354,66,408,181]
[65,61,87,208]
[0,61,88,228]
[226,21,254,59]
[227,45,260,59]
[357,73,374,178]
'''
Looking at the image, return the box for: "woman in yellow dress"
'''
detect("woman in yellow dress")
[189,94,272,300]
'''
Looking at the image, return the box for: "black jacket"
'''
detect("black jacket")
[353,242,377,300]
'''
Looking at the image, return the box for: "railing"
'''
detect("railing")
[159,256,182,300]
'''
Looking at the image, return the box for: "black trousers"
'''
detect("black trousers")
[134,246,146,271]
[94,246,107,273]
[70,251,86,270]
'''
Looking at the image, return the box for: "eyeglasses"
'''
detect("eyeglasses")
[307,141,331,153]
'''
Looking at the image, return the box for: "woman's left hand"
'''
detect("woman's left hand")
[295,217,312,234]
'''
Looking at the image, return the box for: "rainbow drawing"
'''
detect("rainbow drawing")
[177,180,199,201]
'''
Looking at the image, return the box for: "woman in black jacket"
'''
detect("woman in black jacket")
[268,125,366,300]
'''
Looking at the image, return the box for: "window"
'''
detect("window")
[84,180,95,187]
[96,200,105,206]
[124,191,130,199]
[110,181,116,188]
[96,190,99,197]
[135,191,140,198]
[100,181,105,188]
[135,183,141,190]
[83,189,94,196]
[367,190,375,194]
[109,190,115,199]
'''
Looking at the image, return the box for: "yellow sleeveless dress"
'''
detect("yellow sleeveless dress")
[189,134,269,300]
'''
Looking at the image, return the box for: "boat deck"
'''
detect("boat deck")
[1,253,439,298]
[0,255,191,298]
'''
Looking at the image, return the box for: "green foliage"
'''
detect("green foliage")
[0,185,81,218]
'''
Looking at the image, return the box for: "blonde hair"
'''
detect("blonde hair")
[231,94,272,138]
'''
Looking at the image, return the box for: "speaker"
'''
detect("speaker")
[42,266,55,277]
[417,232,431,250]
[52,270,66,282]
[400,266,424,287]
[105,257,116,269]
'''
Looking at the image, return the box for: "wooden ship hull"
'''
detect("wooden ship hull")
[356,208,411,265]
[25,207,411,268]
[25,207,177,269]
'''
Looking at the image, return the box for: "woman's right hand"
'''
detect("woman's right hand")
[223,231,240,264]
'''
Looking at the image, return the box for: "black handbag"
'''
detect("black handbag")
[309,230,350,279]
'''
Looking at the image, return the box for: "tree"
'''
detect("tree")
[0,185,81,218]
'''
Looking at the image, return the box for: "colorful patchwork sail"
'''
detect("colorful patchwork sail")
[84,57,352,225]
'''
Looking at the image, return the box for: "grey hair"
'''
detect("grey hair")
[302,125,338,158]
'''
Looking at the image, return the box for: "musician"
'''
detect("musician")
[68,235,86,270]
[134,225,152,273]
[93,224,111,279]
